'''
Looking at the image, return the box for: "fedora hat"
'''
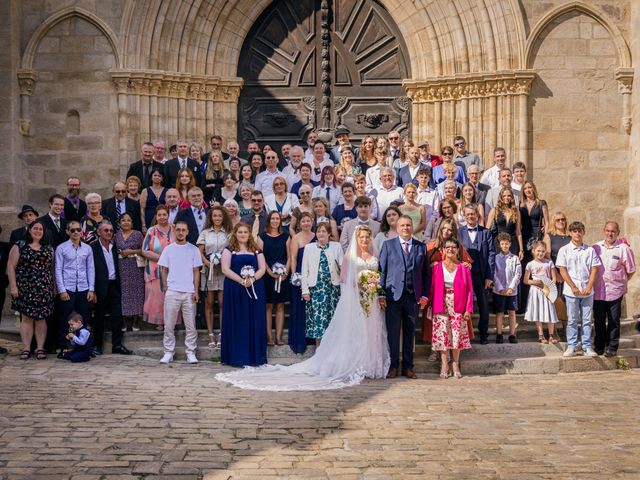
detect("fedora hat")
[18,204,39,219]
[334,125,351,137]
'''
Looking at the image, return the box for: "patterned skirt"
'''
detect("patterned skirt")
[431,289,472,351]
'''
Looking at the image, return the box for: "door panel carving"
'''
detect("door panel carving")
[238,0,411,148]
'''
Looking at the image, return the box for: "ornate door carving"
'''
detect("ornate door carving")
[237,0,411,148]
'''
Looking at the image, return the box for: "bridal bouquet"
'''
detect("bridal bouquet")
[272,262,286,293]
[358,269,384,315]
[208,252,222,281]
[290,272,302,286]
[240,265,257,299]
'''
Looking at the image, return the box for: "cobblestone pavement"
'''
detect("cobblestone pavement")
[0,348,639,480]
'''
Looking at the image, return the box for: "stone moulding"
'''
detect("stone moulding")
[403,70,537,103]
[109,69,244,103]
[615,67,634,134]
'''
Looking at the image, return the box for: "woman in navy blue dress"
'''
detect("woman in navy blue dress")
[220,222,267,367]
[288,212,316,354]
[257,212,290,346]
[139,168,168,231]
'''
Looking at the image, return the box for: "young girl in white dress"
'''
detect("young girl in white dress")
[523,241,559,343]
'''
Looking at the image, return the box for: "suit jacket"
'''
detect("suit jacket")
[101,197,142,231]
[126,160,165,189]
[379,236,430,303]
[164,157,202,188]
[174,207,204,245]
[473,182,490,206]
[241,210,268,236]
[459,225,495,281]
[91,241,120,301]
[340,218,380,252]
[0,241,9,288]
[9,227,28,247]
[38,214,69,248]
[64,197,87,223]
[396,164,429,188]
[329,145,359,164]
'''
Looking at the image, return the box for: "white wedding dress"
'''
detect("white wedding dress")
[215,234,391,391]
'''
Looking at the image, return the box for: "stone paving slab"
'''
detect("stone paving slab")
[0,347,639,479]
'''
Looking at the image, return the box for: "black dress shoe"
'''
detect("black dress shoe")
[496,334,504,344]
[480,337,489,345]
[508,335,518,344]
[93,347,103,356]
[604,349,617,357]
[112,345,133,355]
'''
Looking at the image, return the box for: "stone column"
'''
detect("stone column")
[16,69,36,136]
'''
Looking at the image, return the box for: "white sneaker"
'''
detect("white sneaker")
[584,348,598,357]
[186,352,198,364]
[563,347,577,357]
[159,353,174,364]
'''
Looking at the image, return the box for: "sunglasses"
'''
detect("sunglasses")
[68,228,82,233]
[115,190,127,194]
[300,191,311,195]
[454,142,465,147]
[251,199,263,202]
[274,183,285,186]
[442,152,453,156]
[388,136,399,140]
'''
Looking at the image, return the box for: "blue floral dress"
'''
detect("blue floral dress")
[305,245,340,338]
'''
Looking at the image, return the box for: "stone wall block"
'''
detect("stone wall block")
[67,135,104,151]
[21,153,57,168]
[60,36,101,53]
[24,136,66,151]
[47,97,91,114]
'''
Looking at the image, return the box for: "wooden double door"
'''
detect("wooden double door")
[237,0,411,149]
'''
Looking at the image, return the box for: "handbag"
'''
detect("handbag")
[135,254,146,268]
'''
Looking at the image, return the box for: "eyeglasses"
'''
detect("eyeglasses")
[274,182,285,186]
[300,191,311,195]
[442,152,453,156]
[68,228,82,233]
[454,142,465,147]
[101,228,114,233]
[251,199,263,203]
[115,190,126,194]
[388,136,399,140]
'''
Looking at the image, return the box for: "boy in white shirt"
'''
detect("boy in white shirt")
[556,221,601,357]
[158,220,203,364]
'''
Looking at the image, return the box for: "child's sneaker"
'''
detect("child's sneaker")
[563,347,576,357]
[159,353,173,364]
[186,352,198,364]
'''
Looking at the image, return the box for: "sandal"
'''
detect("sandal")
[538,335,548,344]
[452,362,462,379]
[208,333,216,348]
[276,339,284,346]
[20,350,30,360]
[549,334,559,344]
[439,370,449,379]
[35,349,47,360]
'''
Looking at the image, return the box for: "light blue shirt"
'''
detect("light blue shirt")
[71,328,91,346]
[55,240,95,293]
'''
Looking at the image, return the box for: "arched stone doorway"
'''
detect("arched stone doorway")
[237,0,411,149]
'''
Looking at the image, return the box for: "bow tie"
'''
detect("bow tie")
[468,227,478,232]
[358,221,368,225]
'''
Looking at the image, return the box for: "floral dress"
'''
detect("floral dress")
[12,244,55,319]
[115,230,145,316]
[305,245,340,338]
[142,225,175,325]
[432,264,472,351]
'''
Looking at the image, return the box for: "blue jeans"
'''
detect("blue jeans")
[565,295,593,349]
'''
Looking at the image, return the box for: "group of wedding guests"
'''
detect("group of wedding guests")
[4,128,636,378]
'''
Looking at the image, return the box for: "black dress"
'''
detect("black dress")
[260,233,290,304]
[12,244,55,319]
[493,211,520,256]
[520,200,546,254]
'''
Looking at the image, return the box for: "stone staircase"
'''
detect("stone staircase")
[2,314,638,375]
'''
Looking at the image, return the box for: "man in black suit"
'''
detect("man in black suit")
[39,194,68,248]
[90,220,133,355]
[174,187,206,245]
[101,182,142,231]
[0,226,8,353]
[164,139,202,188]
[467,164,490,205]
[459,204,495,344]
[202,135,229,164]
[63,176,87,223]
[10,205,39,247]
[126,142,165,189]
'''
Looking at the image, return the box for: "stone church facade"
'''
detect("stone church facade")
[1,0,639,309]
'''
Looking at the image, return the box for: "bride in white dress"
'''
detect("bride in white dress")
[215,225,391,390]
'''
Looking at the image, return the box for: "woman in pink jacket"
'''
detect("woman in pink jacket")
[429,238,474,379]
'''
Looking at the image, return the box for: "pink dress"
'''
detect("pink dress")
[142,225,175,325]
[431,264,472,351]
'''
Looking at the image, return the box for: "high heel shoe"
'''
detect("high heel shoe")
[452,361,462,379]
[439,362,449,379]
[208,333,216,348]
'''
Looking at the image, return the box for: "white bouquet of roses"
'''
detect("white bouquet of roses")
[290,272,302,286]
[240,265,257,299]
[358,269,384,316]
[208,252,222,281]
[271,262,287,293]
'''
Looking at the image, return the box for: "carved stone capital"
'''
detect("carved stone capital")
[615,68,633,95]
[404,70,536,103]
[109,69,244,102]
[17,69,37,96]
[19,119,31,136]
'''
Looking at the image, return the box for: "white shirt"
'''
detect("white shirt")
[365,165,383,193]
[254,169,283,197]
[399,237,413,255]
[304,148,331,164]
[312,184,341,212]
[101,242,116,280]
[308,159,335,182]
[372,185,404,221]
[556,242,602,298]
[158,242,203,293]
[191,206,206,233]
[168,207,179,224]
[511,181,524,194]
[480,165,501,188]
[493,252,522,295]
[416,187,440,220]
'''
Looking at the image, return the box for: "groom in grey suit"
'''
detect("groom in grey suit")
[379,216,430,379]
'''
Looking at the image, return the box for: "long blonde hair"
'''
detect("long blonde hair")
[496,187,519,219]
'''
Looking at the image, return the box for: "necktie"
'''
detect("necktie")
[116,200,122,221]
[143,164,150,186]
[54,218,60,232]
[403,241,409,256]
[326,187,331,200]
[252,214,260,236]
[180,159,186,169]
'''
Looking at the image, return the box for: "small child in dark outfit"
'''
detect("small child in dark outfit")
[62,312,93,363]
